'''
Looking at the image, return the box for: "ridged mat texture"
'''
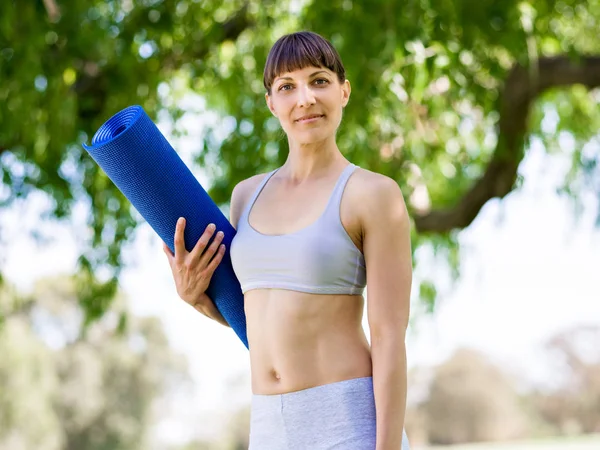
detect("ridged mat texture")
[83,105,248,348]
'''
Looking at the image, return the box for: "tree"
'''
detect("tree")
[530,325,600,434]
[2,1,599,319]
[424,348,529,444]
[0,288,63,450]
[0,277,191,450]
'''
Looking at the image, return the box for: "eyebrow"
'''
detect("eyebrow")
[274,70,330,82]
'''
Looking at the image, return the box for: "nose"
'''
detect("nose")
[296,84,316,108]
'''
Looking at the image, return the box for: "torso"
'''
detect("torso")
[232,163,373,395]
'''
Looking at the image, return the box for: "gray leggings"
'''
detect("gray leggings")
[248,376,411,450]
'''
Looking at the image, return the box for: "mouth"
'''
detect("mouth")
[295,114,325,123]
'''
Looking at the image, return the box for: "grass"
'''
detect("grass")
[417,434,600,450]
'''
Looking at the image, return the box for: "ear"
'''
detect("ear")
[341,79,351,108]
[265,93,277,116]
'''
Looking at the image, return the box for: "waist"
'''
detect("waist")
[251,376,374,403]
[244,289,372,395]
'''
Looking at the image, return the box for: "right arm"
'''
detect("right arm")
[162,179,251,327]
[194,180,249,326]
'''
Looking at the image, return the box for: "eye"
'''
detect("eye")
[314,78,330,86]
[278,84,293,91]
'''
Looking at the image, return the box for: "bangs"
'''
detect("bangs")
[263,32,346,93]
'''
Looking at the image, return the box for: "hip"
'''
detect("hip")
[249,376,411,450]
[249,376,376,450]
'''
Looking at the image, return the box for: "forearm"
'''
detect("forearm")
[194,293,231,328]
[372,335,407,450]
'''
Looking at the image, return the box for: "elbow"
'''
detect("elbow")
[370,324,407,349]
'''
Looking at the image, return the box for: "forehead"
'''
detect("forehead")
[274,66,334,81]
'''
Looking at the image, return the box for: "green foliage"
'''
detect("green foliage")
[0,277,190,450]
[1,0,599,320]
[419,280,438,314]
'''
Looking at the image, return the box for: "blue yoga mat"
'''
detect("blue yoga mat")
[83,105,248,348]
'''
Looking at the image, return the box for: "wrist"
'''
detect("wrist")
[195,293,230,328]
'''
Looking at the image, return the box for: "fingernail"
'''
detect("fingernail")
[209,223,216,230]
[178,217,184,225]
[217,231,224,237]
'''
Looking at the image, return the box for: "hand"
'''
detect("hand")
[163,217,226,313]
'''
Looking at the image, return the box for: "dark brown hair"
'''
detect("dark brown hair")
[263,31,346,94]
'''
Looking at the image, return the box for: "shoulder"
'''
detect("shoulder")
[229,172,271,229]
[348,167,407,213]
[347,167,409,229]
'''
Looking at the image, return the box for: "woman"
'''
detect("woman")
[163,31,412,450]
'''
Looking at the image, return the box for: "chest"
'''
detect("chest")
[248,180,362,251]
[248,181,329,235]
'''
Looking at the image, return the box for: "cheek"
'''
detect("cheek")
[327,99,344,120]
[271,97,291,117]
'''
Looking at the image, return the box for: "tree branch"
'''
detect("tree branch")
[42,0,61,22]
[162,4,253,70]
[413,55,600,233]
[75,5,253,120]
[221,3,251,42]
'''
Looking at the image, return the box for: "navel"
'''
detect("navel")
[270,368,282,382]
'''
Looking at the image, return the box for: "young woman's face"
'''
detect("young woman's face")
[266,66,351,145]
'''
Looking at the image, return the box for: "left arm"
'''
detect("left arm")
[361,175,412,450]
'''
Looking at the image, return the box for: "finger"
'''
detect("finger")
[191,223,216,262]
[199,230,224,267]
[163,242,176,269]
[174,217,187,264]
[205,244,226,275]
[163,241,174,258]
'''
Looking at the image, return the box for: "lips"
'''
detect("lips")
[295,114,324,122]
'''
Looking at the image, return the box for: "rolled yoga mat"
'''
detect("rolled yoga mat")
[83,105,248,348]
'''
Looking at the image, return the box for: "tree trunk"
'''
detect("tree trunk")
[413,56,600,233]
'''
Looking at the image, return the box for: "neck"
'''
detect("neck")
[281,135,347,182]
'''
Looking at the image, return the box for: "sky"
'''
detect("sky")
[1,117,599,444]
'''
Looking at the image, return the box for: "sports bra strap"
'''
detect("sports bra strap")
[323,163,358,216]
[240,168,279,221]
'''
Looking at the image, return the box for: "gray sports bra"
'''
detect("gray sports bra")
[230,163,366,295]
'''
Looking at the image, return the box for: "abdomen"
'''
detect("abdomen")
[244,289,373,395]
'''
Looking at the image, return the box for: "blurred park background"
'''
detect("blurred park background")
[1,0,600,449]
